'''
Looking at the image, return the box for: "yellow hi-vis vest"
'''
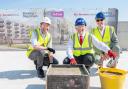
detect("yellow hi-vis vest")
[91,25,114,47]
[72,32,94,57]
[26,28,51,57]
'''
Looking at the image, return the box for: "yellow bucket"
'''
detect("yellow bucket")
[99,68,127,89]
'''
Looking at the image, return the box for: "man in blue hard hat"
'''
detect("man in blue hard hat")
[91,12,120,68]
[63,17,117,72]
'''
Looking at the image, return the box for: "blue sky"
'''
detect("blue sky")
[0,0,127,21]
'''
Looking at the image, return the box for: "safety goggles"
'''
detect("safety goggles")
[96,19,103,22]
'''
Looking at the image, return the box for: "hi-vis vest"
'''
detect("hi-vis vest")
[91,25,114,47]
[26,28,51,57]
[71,32,94,57]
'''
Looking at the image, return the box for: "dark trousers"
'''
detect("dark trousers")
[63,53,95,71]
[29,50,58,70]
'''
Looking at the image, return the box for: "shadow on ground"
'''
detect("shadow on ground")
[90,67,99,76]
[26,84,100,89]
[26,84,45,89]
[0,70,37,79]
[90,86,101,89]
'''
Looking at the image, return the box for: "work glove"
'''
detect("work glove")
[107,50,117,59]
[70,58,77,64]
[100,53,109,61]
[47,47,55,54]
[106,58,118,68]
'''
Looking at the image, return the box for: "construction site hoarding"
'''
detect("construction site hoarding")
[0,8,118,50]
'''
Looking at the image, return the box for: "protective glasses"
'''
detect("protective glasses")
[96,19,103,22]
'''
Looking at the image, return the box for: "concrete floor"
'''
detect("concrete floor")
[0,51,128,89]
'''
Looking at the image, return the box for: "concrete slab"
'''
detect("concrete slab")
[0,51,127,89]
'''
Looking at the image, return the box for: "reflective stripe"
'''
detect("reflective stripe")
[88,34,92,48]
[73,34,92,50]
[72,32,94,56]
[32,29,51,46]
[26,28,51,57]
[104,42,110,44]
[74,47,92,50]
[47,36,51,46]
[73,33,92,50]
[91,25,113,54]
[92,25,111,47]
[72,34,75,47]
[110,26,114,40]
[36,28,50,46]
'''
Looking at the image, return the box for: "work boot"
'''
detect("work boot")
[37,68,45,78]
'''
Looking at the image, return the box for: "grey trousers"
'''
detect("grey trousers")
[29,50,58,69]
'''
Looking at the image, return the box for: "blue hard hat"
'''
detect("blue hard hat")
[95,12,105,20]
[75,18,86,26]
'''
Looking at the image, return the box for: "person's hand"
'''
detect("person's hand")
[48,53,54,63]
[100,53,109,61]
[47,47,55,54]
[70,58,77,64]
[48,52,53,59]
[107,50,117,59]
